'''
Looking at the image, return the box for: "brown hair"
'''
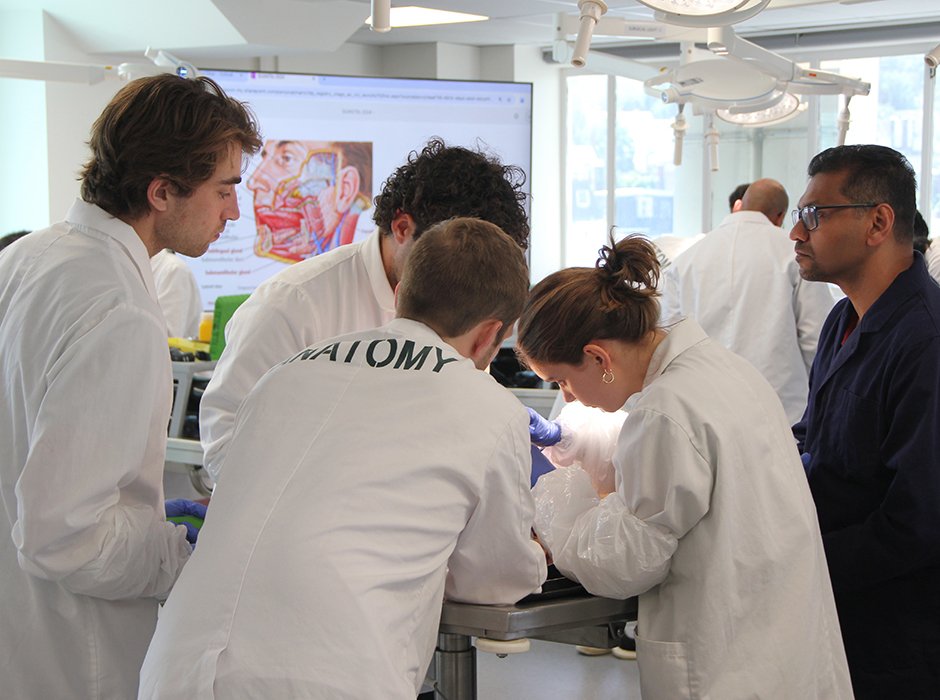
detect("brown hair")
[518,234,661,366]
[80,74,262,219]
[396,217,530,338]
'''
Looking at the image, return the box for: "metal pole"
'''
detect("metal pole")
[432,633,477,700]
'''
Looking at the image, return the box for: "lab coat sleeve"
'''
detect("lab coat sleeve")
[11,306,191,601]
[542,401,627,495]
[822,336,940,593]
[534,407,712,600]
[153,255,203,338]
[445,420,547,604]
[791,273,837,374]
[200,285,313,482]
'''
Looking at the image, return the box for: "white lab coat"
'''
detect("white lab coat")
[925,241,940,285]
[0,200,192,700]
[660,211,837,423]
[150,248,203,338]
[200,228,395,482]
[140,318,547,699]
[533,318,852,700]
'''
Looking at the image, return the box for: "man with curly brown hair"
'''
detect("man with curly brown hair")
[200,138,531,483]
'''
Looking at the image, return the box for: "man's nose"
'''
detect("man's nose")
[789,222,808,242]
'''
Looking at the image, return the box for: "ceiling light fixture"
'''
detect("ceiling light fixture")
[366,6,488,30]
[635,0,771,27]
[716,91,807,127]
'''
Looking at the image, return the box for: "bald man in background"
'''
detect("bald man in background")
[660,178,837,423]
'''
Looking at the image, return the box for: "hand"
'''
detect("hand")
[800,452,812,472]
[165,499,208,545]
[527,407,562,447]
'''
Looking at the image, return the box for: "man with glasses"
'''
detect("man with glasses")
[791,144,940,699]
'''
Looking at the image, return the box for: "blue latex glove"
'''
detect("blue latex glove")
[527,407,562,447]
[165,499,208,545]
[530,444,556,487]
[800,452,812,473]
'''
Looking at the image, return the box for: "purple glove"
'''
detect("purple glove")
[165,499,208,545]
[527,407,562,447]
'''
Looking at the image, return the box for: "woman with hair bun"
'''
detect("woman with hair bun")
[517,235,852,700]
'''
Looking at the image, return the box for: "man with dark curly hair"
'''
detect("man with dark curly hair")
[200,138,530,483]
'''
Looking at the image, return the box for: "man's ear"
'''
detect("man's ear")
[147,177,174,213]
[334,165,361,212]
[469,318,505,365]
[390,212,416,245]
[866,203,896,248]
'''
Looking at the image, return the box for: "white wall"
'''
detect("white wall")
[0,10,50,233]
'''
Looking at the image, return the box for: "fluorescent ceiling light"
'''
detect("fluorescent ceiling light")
[365,6,488,28]
[716,92,807,127]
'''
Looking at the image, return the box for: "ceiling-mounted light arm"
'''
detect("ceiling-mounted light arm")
[0,58,113,84]
[705,113,720,172]
[706,26,796,82]
[638,0,771,28]
[571,0,608,68]
[370,0,391,33]
[144,48,197,79]
[837,94,853,146]
[672,104,687,166]
[926,43,940,79]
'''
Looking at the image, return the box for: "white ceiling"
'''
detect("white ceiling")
[1,0,939,60]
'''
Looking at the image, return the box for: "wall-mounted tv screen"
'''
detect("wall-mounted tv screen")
[189,68,533,310]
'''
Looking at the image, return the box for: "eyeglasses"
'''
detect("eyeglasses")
[790,203,878,232]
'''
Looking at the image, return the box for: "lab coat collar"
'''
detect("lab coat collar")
[639,317,709,392]
[65,199,159,302]
[361,229,396,316]
[717,210,772,228]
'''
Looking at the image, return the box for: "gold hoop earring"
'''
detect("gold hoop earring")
[602,368,615,384]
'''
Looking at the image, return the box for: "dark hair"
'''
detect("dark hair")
[396,217,530,338]
[80,74,262,220]
[0,230,29,252]
[913,210,930,254]
[729,183,750,212]
[372,137,530,249]
[518,234,661,366]
[807,145,916,242]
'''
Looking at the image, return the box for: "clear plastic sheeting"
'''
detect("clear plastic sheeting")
[532,466,678,600]
[543,401,627,495]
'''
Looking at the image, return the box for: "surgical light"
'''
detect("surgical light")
[571,0,608,68]
[716,92,807,127]
[635,0,770,27]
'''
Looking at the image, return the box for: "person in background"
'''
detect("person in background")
[151,248,203,338]
[517,234,852,699]
[138,218,547,699]
[200,137,530,484]
[0,229,29,252]
[914,209,940,284]
[0,74,261,700]
[728,181,750,212]
[660,178,836,423]
[791,145,940,698]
